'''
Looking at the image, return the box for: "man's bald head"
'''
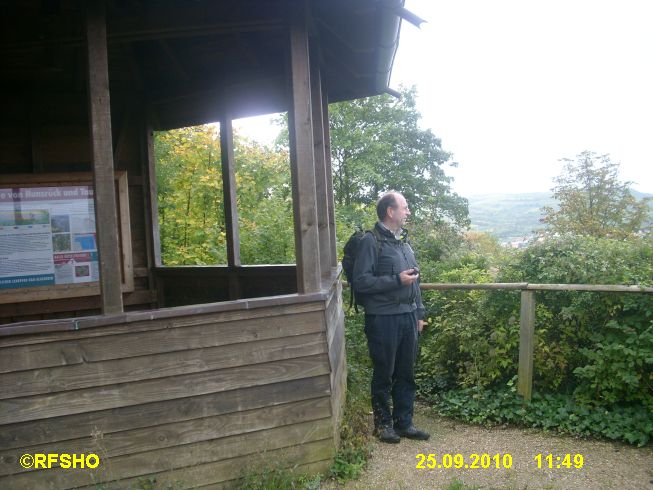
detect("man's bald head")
[376,192,400,221]
[377,192,410,232]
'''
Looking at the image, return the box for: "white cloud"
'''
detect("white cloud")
[393,0,653,196]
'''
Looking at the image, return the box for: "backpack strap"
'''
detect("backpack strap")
[368,227,387,270]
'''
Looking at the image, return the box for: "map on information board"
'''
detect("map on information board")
[0,186,99,289]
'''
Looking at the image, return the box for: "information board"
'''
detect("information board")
[0,185,102,290]
[0,172,133,302]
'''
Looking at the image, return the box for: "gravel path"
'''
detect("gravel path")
[324,405,653,490]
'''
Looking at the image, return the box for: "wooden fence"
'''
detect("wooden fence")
[420,282,653,400]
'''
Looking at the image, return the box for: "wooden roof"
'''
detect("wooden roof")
[0,0,404,129]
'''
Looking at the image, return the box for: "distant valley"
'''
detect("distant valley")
[467,190,652,243]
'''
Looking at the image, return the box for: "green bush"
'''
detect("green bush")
[329,309,373,483]
[416,235,653,443]
[429,379,653,446]
[238,462,321,490]
[500,236,653,409]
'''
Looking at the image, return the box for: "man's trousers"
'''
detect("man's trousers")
[364,311,418,431]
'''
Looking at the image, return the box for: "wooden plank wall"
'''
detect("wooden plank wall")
[0,299,337,488]
[0,93,155,324]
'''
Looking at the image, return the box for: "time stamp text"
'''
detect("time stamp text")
[415,453,584,470]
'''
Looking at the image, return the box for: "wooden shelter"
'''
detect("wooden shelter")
[0,0,407,487]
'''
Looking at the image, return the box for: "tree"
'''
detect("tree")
[235,137,295,264]
[541,151,651,239]
[155,125,226,265]
[155,126,295,265]
[328,86,469,229]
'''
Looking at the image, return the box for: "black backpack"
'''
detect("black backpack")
[342,226,383,312]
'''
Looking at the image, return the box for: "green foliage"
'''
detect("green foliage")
[155,126,227,265]
[431,380,653,447]
[541,151,652,238]
[416,239,512,394]
[329,308,373,483]
[411,221,467,265]
[416,234,653,446]
[418,235,653,406]
[238,462,321,490]
[417,263,499,393]
[155,127,295,265]
[234,137,294,264]
[416,230,505,274]
[501,235,653,408]
[328,86,469,228]
[573,317,653,407]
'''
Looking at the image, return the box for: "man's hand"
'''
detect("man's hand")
[399,268,419,285]
[417,320,425,333]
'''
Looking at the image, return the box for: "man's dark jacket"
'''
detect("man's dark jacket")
[352,222,425,320]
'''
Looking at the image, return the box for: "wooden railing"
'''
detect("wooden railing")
[420,282,653,400]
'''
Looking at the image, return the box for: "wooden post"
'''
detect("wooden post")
[517,290,535,400]
[143,111,162,268]
[144,111,162,268]
[219,115,242,300]
[140,106,160,307]
[322,88,337,269]
[309,49,331,280]
[287,0,321,293]
[85,0,123,315]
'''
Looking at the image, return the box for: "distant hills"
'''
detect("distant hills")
[467,190,653,243]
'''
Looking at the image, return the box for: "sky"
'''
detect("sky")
[236,0,653,198]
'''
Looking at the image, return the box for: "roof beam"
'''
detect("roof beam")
[1,6,283,52]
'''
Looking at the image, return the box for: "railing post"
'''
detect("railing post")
[517,289,535,400]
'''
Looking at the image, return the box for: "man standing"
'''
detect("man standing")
[352,192,429,443]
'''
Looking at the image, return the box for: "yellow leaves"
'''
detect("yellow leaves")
[155,123,293,266]
[197,172,222,190]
